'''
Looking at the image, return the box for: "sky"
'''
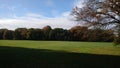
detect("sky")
[0,0,83,30]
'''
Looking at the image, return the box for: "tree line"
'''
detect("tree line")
[0,25,114,42]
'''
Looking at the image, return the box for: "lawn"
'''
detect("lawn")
[0,40,120,55]
[0,40,120,68]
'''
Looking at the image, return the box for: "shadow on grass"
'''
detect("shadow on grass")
[0,46,120,68]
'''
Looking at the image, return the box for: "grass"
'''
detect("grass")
[0,40,120,55]
[0,40,120,68]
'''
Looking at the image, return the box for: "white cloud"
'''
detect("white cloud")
[74,0,85,8]
[0,12,76,30]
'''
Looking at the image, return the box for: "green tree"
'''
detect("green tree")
[49,28,70,41]
[3,29,14,40]
[0,29,7,39]
[42,26,52,40]
[27,28,45,40]
[14,28,28,40]
[87,29,114,42]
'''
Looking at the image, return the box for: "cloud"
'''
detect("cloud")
[0,12,76,30]
[73,0,85,8]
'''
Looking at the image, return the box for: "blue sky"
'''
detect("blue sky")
[0,0,82,30]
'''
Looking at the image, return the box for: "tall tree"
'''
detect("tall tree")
[42,26,52,40]
[14,28,28,40]
[72,0,120,44]
[49,28,70,41]
[72,0,120,28]
[27,28,45,40]
[3,29,14,40]
[70,26,88,41]
[0,29,7,39]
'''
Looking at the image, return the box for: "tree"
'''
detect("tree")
[72,0,120,27]
[71,0,120,44]
[0,29,7,39]
[70,26,88,41]
[14,28,28,40]
[87,29,114,42]
[3,29,14,40]
[49,28,70,41]
[27,28,45,40]
[42,26,52,40]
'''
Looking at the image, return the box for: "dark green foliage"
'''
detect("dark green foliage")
[27,28,45,40]
[70,26,114,42]
[114,37,120,46]
[0,29,7,39]
[3,29,14,40]
[87,29,114,42]
[113,27,120,45]
[49,28,70,40]
[14,28,28,40]
[0,26,114,42]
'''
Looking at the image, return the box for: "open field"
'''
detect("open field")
[0,40,120,55]
[0,40,120,68]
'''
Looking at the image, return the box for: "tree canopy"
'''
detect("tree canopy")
[0,26,114,42]
[71,0,120,44]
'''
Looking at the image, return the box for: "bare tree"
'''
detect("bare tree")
[72,0,120,27]
[71,0,120,44]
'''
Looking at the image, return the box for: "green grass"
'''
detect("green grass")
[0,40,120,68]
[0,40,120,55]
